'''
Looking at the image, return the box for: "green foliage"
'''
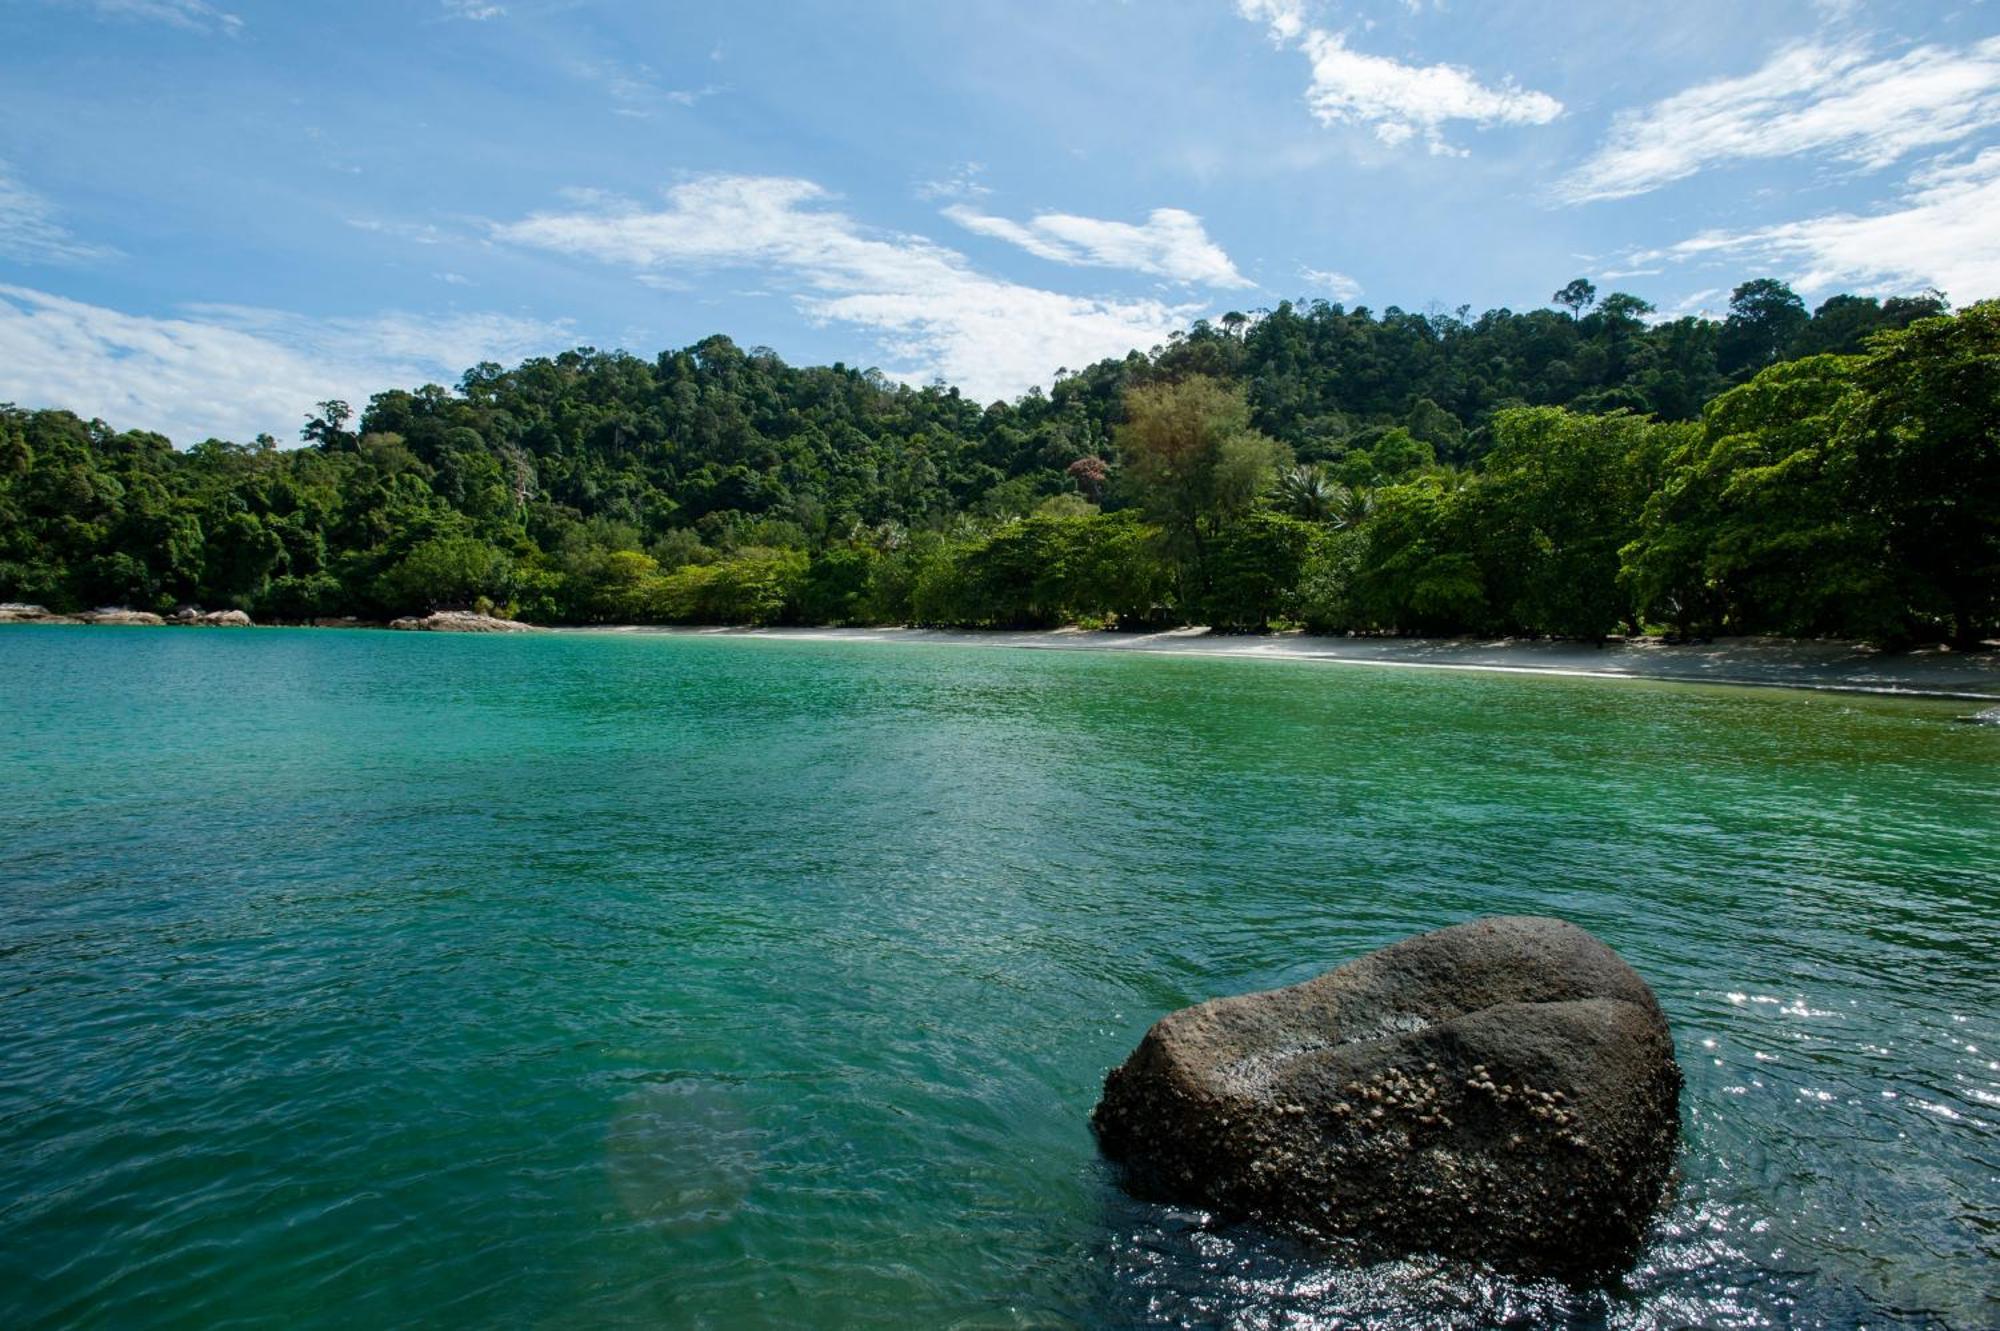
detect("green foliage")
[1273,464,1338,520]
[1347,477,1487,632]
[1718,279,1811,382]
[1621,355,1894,639]
[655,547,808,625]
[1114,374,1289,598]
[260,573,343,622]
[795,545,879,625]
[1296,526,1368,633]
[1553,278,1597,320]
[1474,408,1689,638]
[886,513,1170,629]
[1204,511,1317,630]
[379,535,514,614]
[1,292,1988,647]
[562,548,658,624]
[1840,302,2000,645]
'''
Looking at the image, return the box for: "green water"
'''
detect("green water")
[0,628,1993,1329]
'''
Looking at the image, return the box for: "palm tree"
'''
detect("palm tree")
[1328,482,1375,531]
[1273,464,1339,521]
[1274,464,1376,531]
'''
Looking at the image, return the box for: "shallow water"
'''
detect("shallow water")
[0,627,1993,1329]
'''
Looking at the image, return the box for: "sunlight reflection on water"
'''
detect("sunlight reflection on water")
[0,628,1993,1329]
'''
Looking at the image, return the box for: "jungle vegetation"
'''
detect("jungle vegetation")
[2,278,1993,647]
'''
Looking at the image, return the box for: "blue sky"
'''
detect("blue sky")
[2,0,1996,444]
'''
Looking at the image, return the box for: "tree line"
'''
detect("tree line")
[1,279,1992,646]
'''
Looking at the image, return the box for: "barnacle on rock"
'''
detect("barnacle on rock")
[1092,916,1682,1279]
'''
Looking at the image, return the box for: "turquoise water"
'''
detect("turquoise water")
[0,627,1994,1329]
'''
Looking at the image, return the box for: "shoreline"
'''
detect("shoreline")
[9,613,1996,701]
[565,625,2000,702]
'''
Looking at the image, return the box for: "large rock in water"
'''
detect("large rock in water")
[1092,916,1681,1278]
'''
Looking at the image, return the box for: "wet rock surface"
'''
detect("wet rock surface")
[1092,916,1682,1279]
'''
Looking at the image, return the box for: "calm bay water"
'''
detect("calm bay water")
[0,627,1993,1329]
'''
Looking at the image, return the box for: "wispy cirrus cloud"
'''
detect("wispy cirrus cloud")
[915,162,991,203]
[492,175,1200,399]
[1237,0,1561,155]
[56,0,241,33]
[0,162,120,265]
[942,204,1251,288]
[571,58,721,118]
[441,0,505,18]
[345,216,452,245]
[1300,266,1363,303]
[1639,149,2000,302]
[1561,36,2000,203]
[0,285,571,444]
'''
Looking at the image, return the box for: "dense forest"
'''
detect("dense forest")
[2,278,1994,646]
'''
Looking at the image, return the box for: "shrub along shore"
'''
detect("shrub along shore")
[3,284,1993,649]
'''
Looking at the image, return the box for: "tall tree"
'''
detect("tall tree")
[1475,407,1681,638]
[1841,302,2000,646]
[1114,375,1289,604]
[1553,278,1598,320]
[1717,279,1810,381]
[1620,355,1894,639]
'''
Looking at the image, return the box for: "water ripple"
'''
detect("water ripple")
[0,628,1993,1328]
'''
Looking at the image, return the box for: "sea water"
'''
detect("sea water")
[1,627,1993,1328]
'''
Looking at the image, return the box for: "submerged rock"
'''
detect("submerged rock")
[386,610,539,633]
[1092,916,1681,1279]
[605,1079,762,1231]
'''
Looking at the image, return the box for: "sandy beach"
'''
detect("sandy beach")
[575,625,2000,702]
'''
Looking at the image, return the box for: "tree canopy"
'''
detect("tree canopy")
[1,279,1990,647]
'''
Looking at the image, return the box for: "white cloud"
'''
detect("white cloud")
[1301,266,1363,302]
[942,204,1251,288]
[0,285,570,444]
[571,59,719,118]
[1238,0,1561,155]
[346,216,448,245]
[915,162,991,203]
[1562,37,2000,203]
[493,175,1201,400]
[60,0,241,33]
[1241,0,1307,44]
[1643,149,2000,302]
[442,0,504,18]
[0,163,119,265]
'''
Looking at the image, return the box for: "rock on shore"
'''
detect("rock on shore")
[79,607,166,626]
[170,607,254,626]
[387,610,539,633]
[1092,916,1682,1278]
[0,603,75,623]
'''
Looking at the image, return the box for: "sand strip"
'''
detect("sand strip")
[565,626,2000,702]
